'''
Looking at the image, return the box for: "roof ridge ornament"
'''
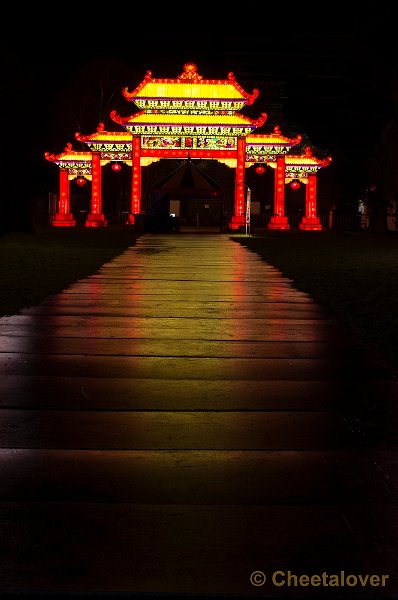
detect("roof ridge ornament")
[178,63,203,81]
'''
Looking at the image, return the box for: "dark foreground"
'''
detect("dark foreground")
[0,234,397,600]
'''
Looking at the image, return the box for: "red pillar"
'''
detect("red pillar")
[229,137,246,231]
[86,152,107,227]
[299,174,322,230]
[268,156,289,229]
[125,136,142,225]
[50,169,76,226]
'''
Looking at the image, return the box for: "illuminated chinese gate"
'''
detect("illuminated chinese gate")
[45,63,332,231]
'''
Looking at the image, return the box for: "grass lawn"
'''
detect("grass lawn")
[0,225,140,317]
[230,230,398,370]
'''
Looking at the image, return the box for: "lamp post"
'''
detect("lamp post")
[245,185,251,236]
[236,181,252,235]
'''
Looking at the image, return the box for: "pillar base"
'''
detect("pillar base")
[50,213,76,227]
[268,215,290,230]
[299,216,322,231]
[86,213,107,228]
[229,214,245,231]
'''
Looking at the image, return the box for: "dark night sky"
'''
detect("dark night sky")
[2,2,397,220]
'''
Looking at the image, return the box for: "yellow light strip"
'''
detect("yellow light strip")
[143,82,245,99]
[121,113,256,125]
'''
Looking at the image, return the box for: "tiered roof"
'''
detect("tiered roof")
[44,143,92,177]
[111,63,266,136]
[75,124,132,161]
[267,146,333,182]
[45,64,332,180]
[246,126,302,165]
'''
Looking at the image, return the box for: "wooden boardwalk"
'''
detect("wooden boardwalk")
[0,233,397,599]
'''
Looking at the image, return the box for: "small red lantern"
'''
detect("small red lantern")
[255,165,265,175]
[111,163,122,172]
[290,180,301,190]
[76,177,87,187]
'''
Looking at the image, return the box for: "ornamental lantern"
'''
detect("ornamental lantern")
[255,165,265,175]
[76,177,87,187]
[290,179,301,190]
[111,163,122,172]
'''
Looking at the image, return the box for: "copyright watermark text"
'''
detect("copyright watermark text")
[250,570,390,588]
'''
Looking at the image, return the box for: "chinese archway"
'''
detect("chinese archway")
[45,63,332,231]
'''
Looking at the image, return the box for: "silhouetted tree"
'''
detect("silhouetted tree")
[367,64,398,232]
[46,58,142,153]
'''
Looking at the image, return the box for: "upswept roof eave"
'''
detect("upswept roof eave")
[123,69,153,100]
[287,145,333,166]
[285,156,333,167]
[111,109,143,126]
[227,71,259,105]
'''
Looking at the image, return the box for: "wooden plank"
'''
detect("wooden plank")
[4,305,329,320]
[0,321,341,341]
[0,354,392,380]
[0,408,392,451]
[0,338,360,358]
[0,449,396,504]
[38,297,321,308]
[1,376,395,411]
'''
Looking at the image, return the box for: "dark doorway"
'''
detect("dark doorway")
[149,158,224,232]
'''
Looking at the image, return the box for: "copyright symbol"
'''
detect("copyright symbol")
[250,570,266,586]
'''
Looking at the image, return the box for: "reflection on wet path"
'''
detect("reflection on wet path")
[0,233,397,597]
